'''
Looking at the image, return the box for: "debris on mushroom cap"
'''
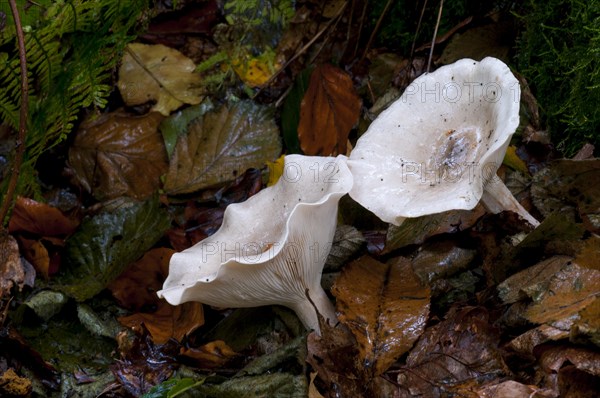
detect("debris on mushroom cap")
[347,57,539,227]
[158,154,353,334]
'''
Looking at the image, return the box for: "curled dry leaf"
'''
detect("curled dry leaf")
[164,101,281,195]
[8,196,79,236]
[331,256,430,377]
[0,235,26,299]
[298,64,361,156]
[110,248,205,345]
[118,43,204,116]
[68,111,167,201]
[179,340,237,368]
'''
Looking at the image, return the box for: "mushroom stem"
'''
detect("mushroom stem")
[291,288,337,335]
[481,178,540,227]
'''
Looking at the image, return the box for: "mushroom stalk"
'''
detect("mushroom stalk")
[481,178,540,227]
[290,288,338,332]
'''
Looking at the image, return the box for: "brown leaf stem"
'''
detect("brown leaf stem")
[1,0,29,227]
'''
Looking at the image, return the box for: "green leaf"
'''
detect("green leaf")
[143,378,205,398]
[159,101,214,159]
[55,197,171,301]
[281,67,313,154]
[164,100,281,195]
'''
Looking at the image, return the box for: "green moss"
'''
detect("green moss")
[516,0,600,156]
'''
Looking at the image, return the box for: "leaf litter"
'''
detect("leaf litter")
[1,1,600,397]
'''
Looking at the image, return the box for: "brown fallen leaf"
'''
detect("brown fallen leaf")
[0,235,26,299]
[396,307,509,396]
[118,43,204,116]
[109,248,174,312]
[110,248,204,344]
[384,204,486,253]
[16,236,60,279]
[118,300,204,345]
[298,64,361,155]
[8,196,79,236]
[476,380,554,398]
[536,344,600,395]
[506,324,569,356]
[179,340,237,368]
[575,235,600,271]
[331,256,430,377]
[525,261,600,325]
[68,110,167,201]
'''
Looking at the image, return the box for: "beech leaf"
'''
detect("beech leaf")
[331,256,430,376]
[68,111,168,201]
[118,43,204,116]
[8,196,79,236]
[164,101,281,194]
[56,198,171,301]
[298,64,361,155]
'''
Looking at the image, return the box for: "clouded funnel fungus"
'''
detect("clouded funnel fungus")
[348,57,539,227]
[158,155,353,334]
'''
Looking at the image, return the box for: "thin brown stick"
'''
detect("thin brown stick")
[1,0,29,226]
[360,0,394,62]
[410,0,429,59]
[427,0,444,73]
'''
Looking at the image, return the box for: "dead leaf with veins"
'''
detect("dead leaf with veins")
[118,43,204,116]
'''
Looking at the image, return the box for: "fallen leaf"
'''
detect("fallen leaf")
[232,55,281,87]
[506,324,569,356]
[397,307,509,396]
[68,111,168,201]
[109,248,174,312]
[525,261,600,325]
[159,101,214,159]
[266,155,285,186]
[118,300,204,345]
[298,64,361,155]
[56,197,171,301]
[179,340,237,368]
[531,159,600,232]
[164,101,281,194]
[0,235,26,298]
[306,322,364,397]
[575,235,600,271]
[331,256,430,377]
[118,43,204,116]
[16,237,52,279]
[324,224,366,271]
[536,345,600,395]
[503,145,530,175]
[0,368,32,397]
[573,297,600,346]
[411,239,477,284]
[8,196,79,236]
[281,67,313,154]
[476,380,554,398]
[384,204,485,253]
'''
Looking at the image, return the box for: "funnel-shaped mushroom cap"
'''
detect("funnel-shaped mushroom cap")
[348,57,537,226]
[158,155,353,334]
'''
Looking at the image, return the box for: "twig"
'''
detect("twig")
[254,1,348,101]
[410,0,429,59]
[360,0,394,62]
[427,0,444,73]
[1,0,29,226]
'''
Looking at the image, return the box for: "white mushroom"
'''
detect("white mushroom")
[158,154,353,334]
[348,57,539,227]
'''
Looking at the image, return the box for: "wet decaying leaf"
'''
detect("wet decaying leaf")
[179,340,238,369]
[118,43,204,116]
[306,321,365,397]
[323,224,366,271]
[332,256,430,377]
[531,159,600,232]
[118,300,204,345]
[56,198,171,301]
[384,205,485,253]
[0,234,27,298]
[8,196,79,236]
[298,64,361,155]
[164,101,281,194]
[109,248,174,312]
[535,345,600,396]
[396,307,509,396]
[525,260,600,326]
[109,248,204,345]
[68,111,167,201]
[411,239,477,284]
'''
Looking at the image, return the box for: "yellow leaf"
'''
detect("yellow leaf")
[118,43,204,116]
[266,155,285,186]
[503,145,529,174]
[232,54,280,87]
